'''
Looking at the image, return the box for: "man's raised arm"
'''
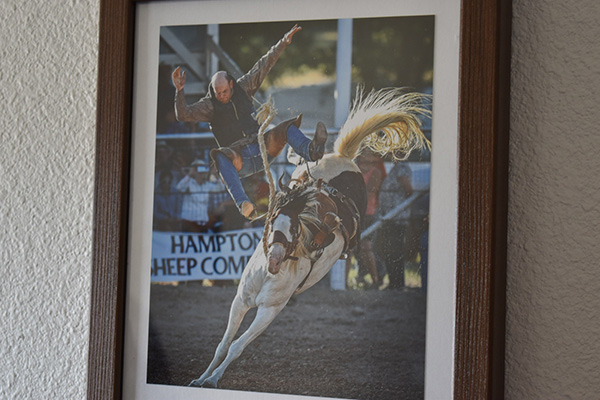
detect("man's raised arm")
[172,66,214,122]
[238,24,302,97]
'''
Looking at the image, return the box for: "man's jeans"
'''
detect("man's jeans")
[215,125,312,208]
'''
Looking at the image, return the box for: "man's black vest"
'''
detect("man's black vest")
[209,80,260,147]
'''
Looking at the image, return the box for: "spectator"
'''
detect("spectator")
[353,151,386,289]
[244,173,270,216]
[411,192,430,291]
[153,170,181,231]
[176,159,211,232]
[375,162,414,289]
[154,140,173,173]
[212,198,247,232]
[205,164,230,215]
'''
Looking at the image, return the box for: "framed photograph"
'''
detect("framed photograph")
[88,1,510,399]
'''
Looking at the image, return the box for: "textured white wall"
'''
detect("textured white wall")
[0,0,599,399]
[506,0,600,398]
[0,0,99,399]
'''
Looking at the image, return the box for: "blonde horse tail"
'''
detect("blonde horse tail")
[333,87,431,161]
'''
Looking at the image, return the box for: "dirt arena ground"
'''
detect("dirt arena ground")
[147,280,426,400]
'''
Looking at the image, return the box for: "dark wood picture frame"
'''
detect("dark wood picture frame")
[87,0,511,399]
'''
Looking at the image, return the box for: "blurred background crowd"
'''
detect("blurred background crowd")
[151,17,434,290]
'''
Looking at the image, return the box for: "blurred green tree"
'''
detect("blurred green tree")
[219,16,434,92]
[352,16,434,91]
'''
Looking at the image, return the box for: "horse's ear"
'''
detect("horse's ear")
[278,173,291,193]
[278,174,285,189]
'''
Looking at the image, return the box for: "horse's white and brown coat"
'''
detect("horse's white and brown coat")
[189,87,430,389]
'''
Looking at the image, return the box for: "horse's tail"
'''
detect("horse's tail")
[333,87,431,161]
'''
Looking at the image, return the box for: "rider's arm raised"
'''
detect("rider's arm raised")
[174,90,214,123]
[172,66,214,123]
[237,25,302,97]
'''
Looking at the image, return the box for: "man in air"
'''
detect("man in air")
[171,25,327,219]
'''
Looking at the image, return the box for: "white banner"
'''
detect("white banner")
[151,228,263,282]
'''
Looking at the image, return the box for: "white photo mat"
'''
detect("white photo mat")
[125,0,460,399]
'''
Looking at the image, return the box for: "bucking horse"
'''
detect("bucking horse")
[189,87,431,389]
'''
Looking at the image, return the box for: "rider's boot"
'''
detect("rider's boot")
[240,201,256,219]
[308,122,328,161]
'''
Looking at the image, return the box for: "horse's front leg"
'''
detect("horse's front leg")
[189,295,250,387]
[201,302,286,388]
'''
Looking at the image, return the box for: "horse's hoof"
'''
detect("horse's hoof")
[188,379,203,387]
[201,379,218,389]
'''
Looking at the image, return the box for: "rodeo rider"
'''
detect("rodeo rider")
[171,24,327,219]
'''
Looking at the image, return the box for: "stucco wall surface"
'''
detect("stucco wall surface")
[507,0,600,398]
[1,0,599,399]
[0,0,99,399]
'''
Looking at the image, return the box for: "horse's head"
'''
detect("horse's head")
[266,184,320,274]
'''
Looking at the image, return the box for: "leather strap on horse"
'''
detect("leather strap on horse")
[267,177,361,291]
[296,257,317,291]
[297,211,340,292]
[306,189,341,252]
[268,228,299,262]
[317,181,361,255]
[309,212,339,250]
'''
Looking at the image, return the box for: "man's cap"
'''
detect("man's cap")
[191,159,209,172]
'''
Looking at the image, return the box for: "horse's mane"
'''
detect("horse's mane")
[334,87,431,161]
